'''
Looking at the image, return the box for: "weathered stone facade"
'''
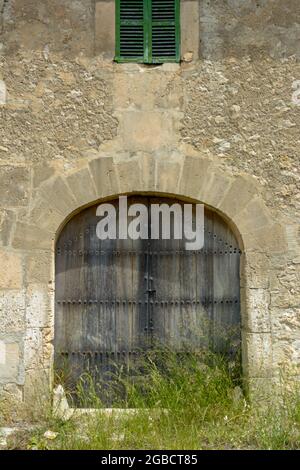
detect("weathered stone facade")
[0,1,299,405]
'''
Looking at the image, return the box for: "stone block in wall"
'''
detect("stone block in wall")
[95,0,115,58]
[255,224,288,254]
[65,167,98,208]
[38,177,77,219]
[243,332,273,378]
[241,288,271,333]
[114,72,155,110]
[181,0,200,61]
[156,159,183,194]
[285,224,300,256]
[197,169,233,209]
[233,198,273,235]
[0,210,16,247]
[24,328,43,370]
[32,164,56,190]
[242,252,270,289]
[42,327,54,368]
[119,111,176,152]
[89,157,120,198]
[178,156,212,199]
[0,291,25,333]
[116,158,142,193]
[28,197,64,234]
[113,71,181,111]
[0,383,23,404]
[0,340,21,384]
[0,251,23,289]
[23,368,51,405]
[219,176,258,219]
[26,284,52,329]
[23,327,52,372]
[25,252,53,285]
[12,222,52,251]
[0,80,7,105]
[0,166,30,207]
[141,153,156,192]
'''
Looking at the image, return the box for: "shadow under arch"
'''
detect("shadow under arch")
[54,190,245,253]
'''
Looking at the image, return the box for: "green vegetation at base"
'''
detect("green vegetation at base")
[3,348,300,450]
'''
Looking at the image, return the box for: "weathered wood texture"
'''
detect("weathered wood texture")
[55,197,241,403]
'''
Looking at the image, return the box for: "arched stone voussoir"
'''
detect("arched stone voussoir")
[155,158,184,194]
[232,197,273,237]
[218,174,259,220]
[196,167,234,210]
[242,222,288,255]
[64,166,98,209]
[139,153,156,192]
[35,176,78,221]
[178,155,213,199]
[114,157,144,194]
[88,156,120,199]
[28,196,66,235]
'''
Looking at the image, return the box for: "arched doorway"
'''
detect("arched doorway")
[55,196,241,404]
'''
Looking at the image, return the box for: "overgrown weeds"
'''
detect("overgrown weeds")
[6,348,300,450]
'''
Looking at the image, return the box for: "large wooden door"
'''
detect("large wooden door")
[55,197,241,404]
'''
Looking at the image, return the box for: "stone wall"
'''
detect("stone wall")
[0,1,299,405]
[1,1,300,59]
[199,0,300,60]
[0,0,95,56]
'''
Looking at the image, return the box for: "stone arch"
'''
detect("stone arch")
[16,152,288,397]
[20,153,286,255]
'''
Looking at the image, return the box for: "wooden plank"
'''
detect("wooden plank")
[211,211,241,352]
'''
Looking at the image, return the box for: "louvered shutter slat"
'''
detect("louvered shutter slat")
[151,0,179,62]
[118,0,145,60]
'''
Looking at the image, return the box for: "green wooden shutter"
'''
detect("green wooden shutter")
[115,0,145,62]
[151,0,180,63]
[115,0,180,64]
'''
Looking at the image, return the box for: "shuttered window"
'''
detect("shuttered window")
[115,0,180,63]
